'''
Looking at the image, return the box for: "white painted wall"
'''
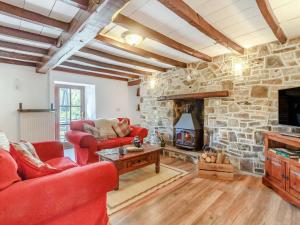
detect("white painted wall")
[128,86,141,125]
[0,64,49,141]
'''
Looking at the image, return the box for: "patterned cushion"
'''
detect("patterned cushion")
[10,141,60,179]
[83,123,102,139]
[0,131,9,151]
[94,119,118,139]
[112,119,131,137]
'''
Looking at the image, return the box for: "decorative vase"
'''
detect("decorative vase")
[160,140,166,147]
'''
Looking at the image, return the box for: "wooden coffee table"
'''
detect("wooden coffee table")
[96,144,162,190]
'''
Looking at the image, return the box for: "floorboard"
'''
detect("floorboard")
[110,155,300,225]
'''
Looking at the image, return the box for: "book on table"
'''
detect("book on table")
[269,148,300,159]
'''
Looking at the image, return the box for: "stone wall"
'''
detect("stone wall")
[140,37,300,175]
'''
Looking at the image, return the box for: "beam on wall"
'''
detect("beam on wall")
[95,35,187,68]
[80,47,167,72]
[0,49,42,62]
[0,40,49,55]
[0,25,57,45]
[55,67,129,81]
[256,0,287,44]
[37,0,130,74]
[113,14,212,62]
[128,79,141,86]
[0,2,70,31]
[0,57,37,67]
[69,55,152,76]
[158,0,244,54]
[62,61,140,79]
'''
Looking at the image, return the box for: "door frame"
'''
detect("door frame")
[54,84,85,142]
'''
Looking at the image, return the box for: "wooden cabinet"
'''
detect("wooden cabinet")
[263,132,300,208]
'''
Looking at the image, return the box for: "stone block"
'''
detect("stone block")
[228,132,237,142]
[221,80,233,90]
[266,55,284,68]
[250,86,268,98]
[254,131,264,145]
[240,159,254,173]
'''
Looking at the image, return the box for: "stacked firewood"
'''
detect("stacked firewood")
[200,150,230,164]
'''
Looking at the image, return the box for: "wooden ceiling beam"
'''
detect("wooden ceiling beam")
[256,0,287,44]
[58,0,89,10]
[80,47,167,72]
[113,14,212,62]
[0,25,57,45]
[62,61,140,79]
[37,0,130,74]
[69,55,152,76]
[0,40,49,55]
[0,57,37,67]
[55,67,128,81]
[0,49,42,62]
[158,0,244,54]
[95,35,187,68]
[0,2,69,31]
[128,79,141,86]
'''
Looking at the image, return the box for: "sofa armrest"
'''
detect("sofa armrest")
[129,126,148,139]
[32,141,64,162]
[66,130,97,148]
[0,162,117,225]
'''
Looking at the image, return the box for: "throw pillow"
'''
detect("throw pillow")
[0,149,21,190]
[0,131,10,151]
[10,142,60,179]
[94,118,118,139]
[83,123,102,139]
[112,119,131,137]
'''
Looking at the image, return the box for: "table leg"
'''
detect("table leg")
[155,153,160,173]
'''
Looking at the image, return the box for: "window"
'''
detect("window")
[55,84,85,142]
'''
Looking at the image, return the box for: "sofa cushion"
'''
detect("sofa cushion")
[0,149,21,190]
[83,123,102,139]
[10,142,60,179]
[112,119,131,137]
[94,118,118,139]
[0,131,10,151]
[97,138,121,150]
[118,137,134,146]
[46,157,78,170]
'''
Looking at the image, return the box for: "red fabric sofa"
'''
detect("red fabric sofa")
[66,118,148,165]
[0,141,117,225]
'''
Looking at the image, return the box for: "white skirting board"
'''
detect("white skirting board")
[19,112,56,142]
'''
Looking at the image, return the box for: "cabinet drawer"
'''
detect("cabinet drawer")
[265,152,286,189]
[289,165,300,200]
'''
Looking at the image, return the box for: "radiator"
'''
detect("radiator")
[19,112,56,142]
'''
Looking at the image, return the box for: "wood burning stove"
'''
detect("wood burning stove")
[175,112,203,150]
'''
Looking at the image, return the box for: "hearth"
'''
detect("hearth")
[174,109,203,150]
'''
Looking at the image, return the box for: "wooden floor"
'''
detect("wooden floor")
[110,156,300,225]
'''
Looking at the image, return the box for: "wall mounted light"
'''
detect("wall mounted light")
[122,31,144,46]
[149,77,156,89]
[234,63,243,73]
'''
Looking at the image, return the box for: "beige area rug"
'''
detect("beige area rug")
[107,164,188,215]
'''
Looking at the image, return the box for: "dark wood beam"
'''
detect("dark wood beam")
[128,79,141,86]
[0,2,69,31]
[62,61,140,79]
[256,0,287,44]
[157,91,229,101]
[37,0,130,73]
[0,49,42,62]
[58,0,89,10]
[69,55,152,75]
[95,35,187,68]
[0,57,36,67]
[158,0,244,54]
[0,40,48,55]
[0,25,57,45]
[113,14,212,61]
[80,47,167,72]
[55,67,128,81]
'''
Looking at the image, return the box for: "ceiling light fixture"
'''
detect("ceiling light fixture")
[122,31,144,46]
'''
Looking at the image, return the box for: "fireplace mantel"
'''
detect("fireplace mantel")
[157,90,229,101]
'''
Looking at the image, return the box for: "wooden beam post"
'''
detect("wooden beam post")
[95,35,187,68]
[0,40,48,55]
[128,79,141,86]
[158,0,244,54]
[37,0,130,73]
[113,14,212,61]
[58,0,89,10]
[0,49,42,62]
[256,0,287,44]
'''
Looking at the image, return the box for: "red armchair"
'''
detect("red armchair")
[66,118,148,165]
[0,141,117,225]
